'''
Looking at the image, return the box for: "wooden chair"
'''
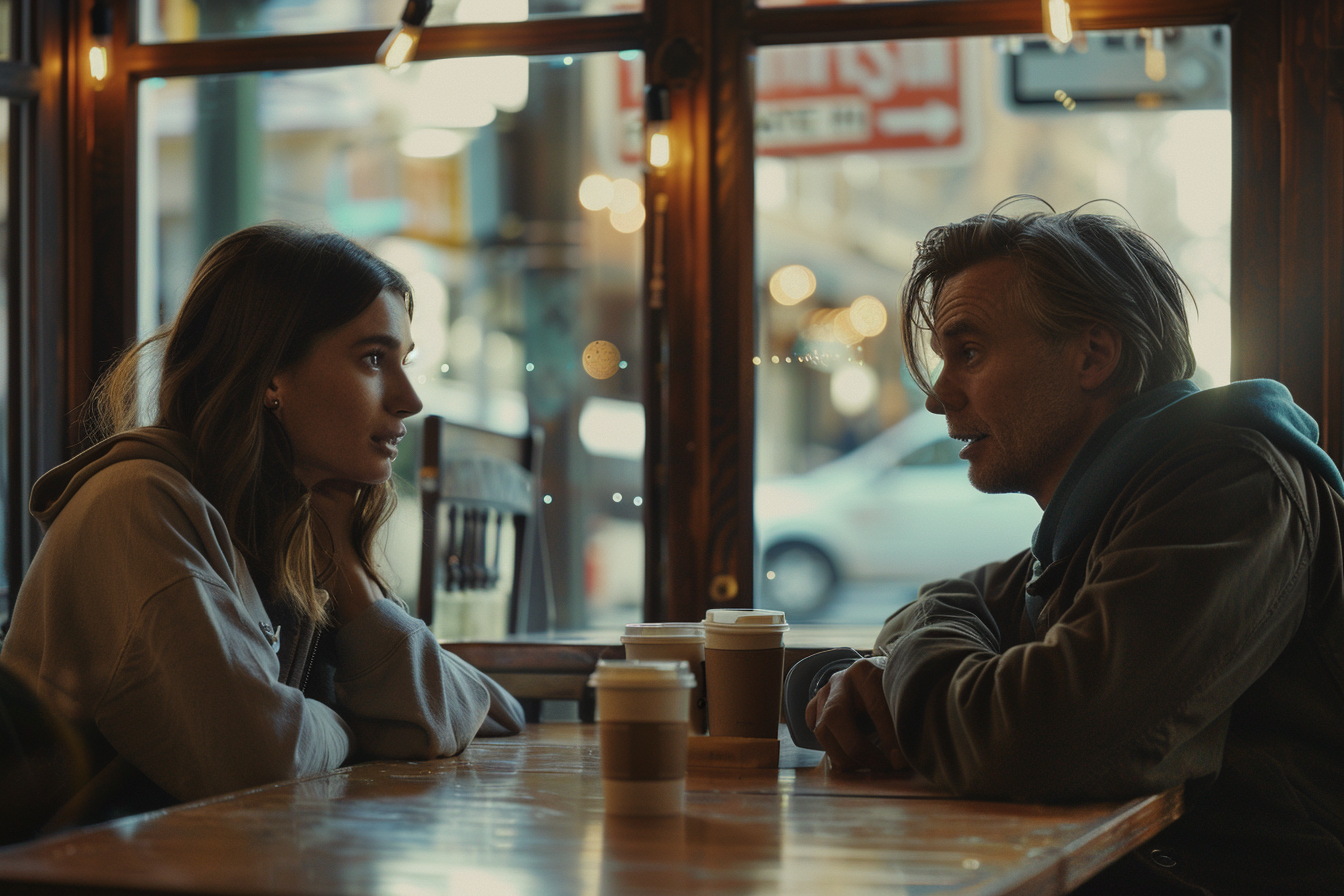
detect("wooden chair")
[416,415,554,637]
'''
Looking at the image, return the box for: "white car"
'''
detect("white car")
[755,410,1043,619]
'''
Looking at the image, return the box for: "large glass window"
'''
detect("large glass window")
[0,106,9,615]
[138,0,641,43]
[138,52,646,636]
[754,29,1232,622]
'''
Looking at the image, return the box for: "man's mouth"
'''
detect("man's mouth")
[951,431,987,459]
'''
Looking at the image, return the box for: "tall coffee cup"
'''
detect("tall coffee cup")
[702,609,789,739]
[587,660,697,815]
[620,623,707,735]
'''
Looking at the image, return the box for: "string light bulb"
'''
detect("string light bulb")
[1140,28,1167,82]
[89,1,112,90]
[377,0,433,71]
[644,84,672,171]
[1042,0,1074,45]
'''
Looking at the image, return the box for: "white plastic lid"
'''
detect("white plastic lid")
[621,623,705,643]
[587,659,697,689]
[702,608,789,632]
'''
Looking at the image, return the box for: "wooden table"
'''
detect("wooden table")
[0,724,1181,896]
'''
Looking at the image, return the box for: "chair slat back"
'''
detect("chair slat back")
[417,415,552,636]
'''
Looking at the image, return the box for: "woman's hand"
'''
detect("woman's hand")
[805,658,908,773]
[307,479,383,627]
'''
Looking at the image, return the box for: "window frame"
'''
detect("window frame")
[54,0,1338,635]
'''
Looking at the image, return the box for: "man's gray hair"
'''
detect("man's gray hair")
[900,196,1198,398]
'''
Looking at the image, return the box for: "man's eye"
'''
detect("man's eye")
[365,352,383,369]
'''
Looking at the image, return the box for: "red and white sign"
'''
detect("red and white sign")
[618,39,965,161]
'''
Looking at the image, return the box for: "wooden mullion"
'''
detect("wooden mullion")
[703,0,756,618]
[0,62,40,98]
[745,0,1239,47]
[119,14,645,79]
[1230,0,1283,390]
[75,0,137,447]
[1277,0,1330,431]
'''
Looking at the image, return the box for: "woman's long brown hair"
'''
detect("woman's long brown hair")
[88,223,414,626]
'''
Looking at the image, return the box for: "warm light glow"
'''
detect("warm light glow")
[398,128,467,158]
[648,131,671,169]
[831,310,863,347]
[582,340,622,379]
[378,28,419,70]
[456,0,527,22]
[849,295,888,337]
[1141,28,1167,82]
[608,178,641,214]
[831,363,879,416]
[88,45,109,84]
[1043,0,1073,44]
[609,203,646,233]
[579,397,645,460]
[768,264,817,306]
[578,174,615,211]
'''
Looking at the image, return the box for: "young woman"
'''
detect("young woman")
[0,223,524,826]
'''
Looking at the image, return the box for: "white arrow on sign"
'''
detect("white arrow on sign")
[875,99,959,142]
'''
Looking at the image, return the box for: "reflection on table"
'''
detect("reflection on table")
[0,723,1181,896]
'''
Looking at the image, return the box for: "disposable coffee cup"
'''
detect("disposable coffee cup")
[621,623,707,735]
[702,609,789,739]
[587,660,697,816]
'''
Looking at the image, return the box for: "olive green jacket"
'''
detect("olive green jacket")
[877,423,1344,894]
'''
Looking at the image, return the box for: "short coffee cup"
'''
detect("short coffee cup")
[587,660,697,815]
[620,623,707,735]
[701,609,789,739]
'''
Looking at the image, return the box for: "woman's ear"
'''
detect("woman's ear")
[1076,322,1121,392]
[264,380,281,411]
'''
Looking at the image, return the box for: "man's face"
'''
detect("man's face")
[924,258,1104,509]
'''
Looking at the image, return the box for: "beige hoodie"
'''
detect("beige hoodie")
[1,427,520,815]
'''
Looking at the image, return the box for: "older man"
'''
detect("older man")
[807,200,1344,894]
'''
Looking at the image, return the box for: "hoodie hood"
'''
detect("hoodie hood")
[1032,379,1344,567]
[31,428,196,531]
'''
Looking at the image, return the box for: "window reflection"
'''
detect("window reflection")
[138,0,641,43]
[755,31,1231,622]
[139,54,644,634]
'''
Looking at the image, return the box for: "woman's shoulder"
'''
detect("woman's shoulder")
[32,428,213,532]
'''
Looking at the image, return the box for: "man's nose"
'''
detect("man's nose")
[925,391,946,415]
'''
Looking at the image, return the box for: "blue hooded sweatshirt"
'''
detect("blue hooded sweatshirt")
[1032,378,1344,572]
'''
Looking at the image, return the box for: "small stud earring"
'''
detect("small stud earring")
[267,397,280,410]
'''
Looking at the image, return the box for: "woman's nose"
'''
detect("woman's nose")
[392,369,423,418]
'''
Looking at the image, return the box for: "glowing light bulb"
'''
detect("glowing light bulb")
[648,128,671,169]
[89,45,109,84]
[379,28,419,70]
[1042,0,1073,45]
[377,1,432,71]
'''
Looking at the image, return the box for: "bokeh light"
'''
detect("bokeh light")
[609,203,646,233]
[831,309,863,346]
[830,362,879,416]
[582,340,622,379]
[768,264,817,305]
[849,295,888,337]
[609,178,641,214]
[578,174,614,211]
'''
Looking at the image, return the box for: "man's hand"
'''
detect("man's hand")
[804,658,908,772]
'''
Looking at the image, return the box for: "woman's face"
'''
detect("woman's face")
[267,290,423,489]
